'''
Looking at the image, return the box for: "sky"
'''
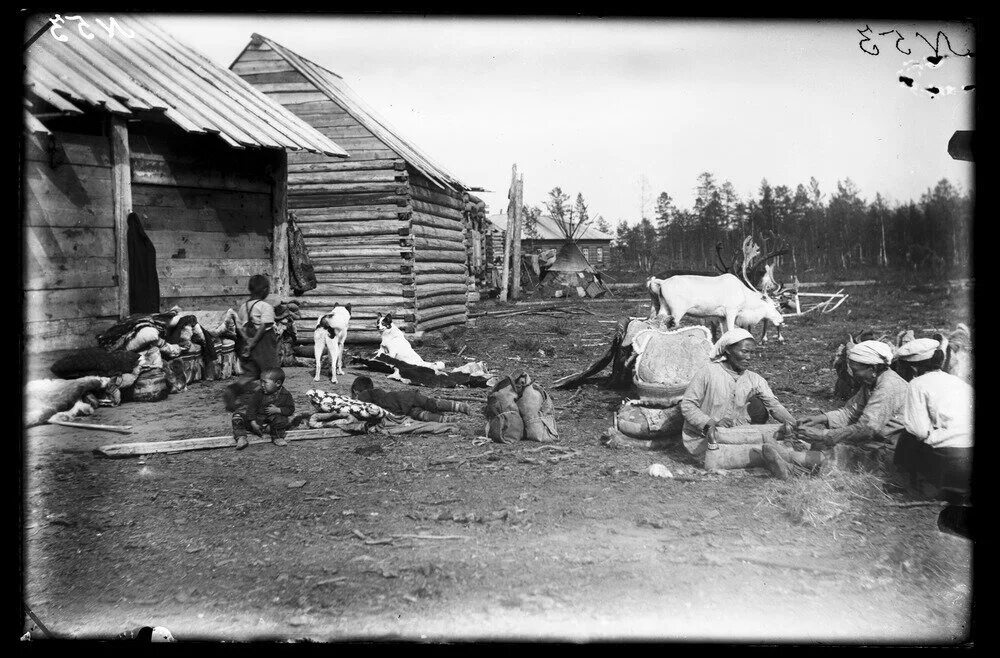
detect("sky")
[150,14,975,224]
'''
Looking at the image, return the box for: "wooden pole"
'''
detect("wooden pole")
[271,149,290,297]
[109,115,132,319]
[499,164,517,302]
[510,174,524,300]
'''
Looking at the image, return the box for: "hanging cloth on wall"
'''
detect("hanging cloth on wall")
[127,212,160,314]
[287,212,317,295]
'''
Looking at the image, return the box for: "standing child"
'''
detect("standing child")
[350,376,471,423]
[232,367,295,449]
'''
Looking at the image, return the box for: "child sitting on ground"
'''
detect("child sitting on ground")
[350,376,472,423]
[232,367,295,449]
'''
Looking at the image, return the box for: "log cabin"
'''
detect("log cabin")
[230,34,480,348]
[22,15,347,355]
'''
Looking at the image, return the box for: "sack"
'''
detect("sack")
[631,325,713,404]
[514,372,558,442]
[485,377,524,443]
[614,401,683,440]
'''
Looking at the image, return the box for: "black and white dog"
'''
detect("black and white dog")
[375,312,444,371]
[314,304,351,383]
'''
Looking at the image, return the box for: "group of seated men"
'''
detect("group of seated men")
[679,328,974,497]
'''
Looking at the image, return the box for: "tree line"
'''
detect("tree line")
[610,173,973,277]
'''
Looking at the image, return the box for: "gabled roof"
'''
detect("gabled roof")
[238,33,469,192]
[23,14,347,157]
[487,214,614,242]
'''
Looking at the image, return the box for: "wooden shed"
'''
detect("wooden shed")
[22,15,346,354]
[230,34,478,346]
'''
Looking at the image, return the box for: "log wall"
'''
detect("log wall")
[233,40,470,343]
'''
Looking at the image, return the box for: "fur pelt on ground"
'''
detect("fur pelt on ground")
[50,348,140,379]
[24,376,111,427]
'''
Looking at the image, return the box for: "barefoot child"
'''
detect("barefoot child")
[350,376,472,423]
[232,367,295,449]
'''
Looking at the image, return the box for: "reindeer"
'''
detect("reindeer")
[712,234,792,343]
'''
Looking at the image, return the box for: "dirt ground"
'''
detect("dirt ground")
[21,282,974,643]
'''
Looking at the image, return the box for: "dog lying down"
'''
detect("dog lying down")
[375,313,445,373]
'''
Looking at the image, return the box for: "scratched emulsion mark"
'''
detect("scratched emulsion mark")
[859,25,975,99]
[172,248,187,259]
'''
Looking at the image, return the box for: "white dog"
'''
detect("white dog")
[314,304,352,383]
[375,312,444,371]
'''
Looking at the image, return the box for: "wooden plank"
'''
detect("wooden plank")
[298,221,407,238]
[23,131,112,167]
[411,200,464,222]
[306,282,405,296]
[288,160,405,174]
[294,295,411,308]
[414,249,467,263]
[146,231,272,260]
[23,256,115,290]
[418,314,467,333]
[281,99,345,114]
[289,170,404,185]
[274,91,336,105]
[23,163,114,215]
[129,156,272,194]
[416,304,468,323]
[415,273,469,285]
[289,192,410,209]
[289,182,409,195]
[271,149,289,298]
[415,293,468,309]
[137,206,271,235]
[321,136,396,152]
[160,294,247,311]
[131,185,271,211]
[25,226,116,260]
[232,48,283,62]
[94,427,370,459]
[24,316,118,354]
[156,259,272,280]
[293,211,408,224]
[410,183,465,211]
[414,236,466,252]
[413,262,468,274]
[239,70,313,85]
[25,287,118,323]
[311,262,407,274]
[307,247,409,260]
[290,150,399,164]
[231,59,296,75]
[411,222,464,240]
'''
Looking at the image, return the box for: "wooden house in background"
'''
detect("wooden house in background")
[22,15,346,354]
[230,34,479,346]
[487,214,613,269]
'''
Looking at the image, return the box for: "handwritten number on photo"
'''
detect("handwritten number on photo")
[858,25,879,56]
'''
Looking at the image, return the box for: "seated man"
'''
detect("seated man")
[680,328,803,478]
[351,376,472,423]
[792,339,908,467]
[893,338,973,497]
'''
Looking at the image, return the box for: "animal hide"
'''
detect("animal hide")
[288,215,317,294]
[50,348,139,379]
[24,376,110,427]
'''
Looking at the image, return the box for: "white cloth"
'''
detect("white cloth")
[239,299,276,328]
[896,337,940,362]
[710,328,755,360]
[848,340,894,365]
[902,370,973,448]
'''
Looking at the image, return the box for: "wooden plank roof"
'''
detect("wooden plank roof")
[238,33,470,192]
[23,14,347,157]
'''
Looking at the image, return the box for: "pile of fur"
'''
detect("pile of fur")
[50,348,140,379]
[25,376,111,427]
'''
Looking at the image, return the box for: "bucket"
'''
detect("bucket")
[126,368,169,403]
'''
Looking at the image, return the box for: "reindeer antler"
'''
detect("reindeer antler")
[741,237,761,291]
[714,241,732,273]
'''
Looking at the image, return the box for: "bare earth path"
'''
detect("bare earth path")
[22,282,973,642]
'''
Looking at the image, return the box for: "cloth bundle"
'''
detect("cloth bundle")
[306,388,387,426]
[97,311,177,351]
[49,348,140,379]
[485,371,558,443]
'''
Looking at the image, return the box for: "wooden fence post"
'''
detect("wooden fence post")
[271,149,289,297]
[499,164,517,303]
[510,174,524,300]
[109,115,132,319]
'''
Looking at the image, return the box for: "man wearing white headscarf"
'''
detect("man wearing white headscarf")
[791,339,908,454]
[894,338,973,494]
[680,328,796,463]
